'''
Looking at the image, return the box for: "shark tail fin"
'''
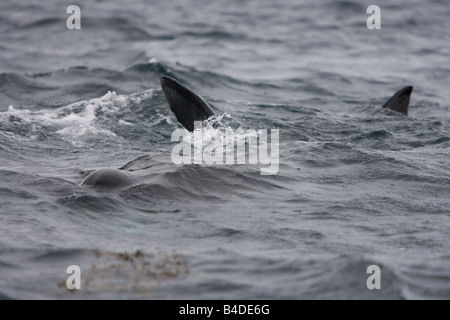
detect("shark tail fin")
[381,86,413,115]
[160,76,215,132]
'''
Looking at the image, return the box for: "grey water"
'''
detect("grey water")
[0,0,449,299]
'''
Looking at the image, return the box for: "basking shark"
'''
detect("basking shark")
[80,76,218,189]
[81,76,413,189]
[159,76,413,131]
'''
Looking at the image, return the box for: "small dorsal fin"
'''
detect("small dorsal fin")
[160,76,215,132]
[381,86,413,115]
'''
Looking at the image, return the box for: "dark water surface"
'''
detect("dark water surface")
[0,0,449,299]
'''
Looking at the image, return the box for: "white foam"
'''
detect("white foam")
[1,90,154,144]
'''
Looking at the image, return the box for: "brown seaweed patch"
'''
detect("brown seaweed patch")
[60,249,189,295]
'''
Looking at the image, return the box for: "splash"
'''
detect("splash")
[171,114,280,175]
[1,90,154,144]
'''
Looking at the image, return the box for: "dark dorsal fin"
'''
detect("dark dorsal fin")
[381,86,413,115]
[160,76,215,132]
